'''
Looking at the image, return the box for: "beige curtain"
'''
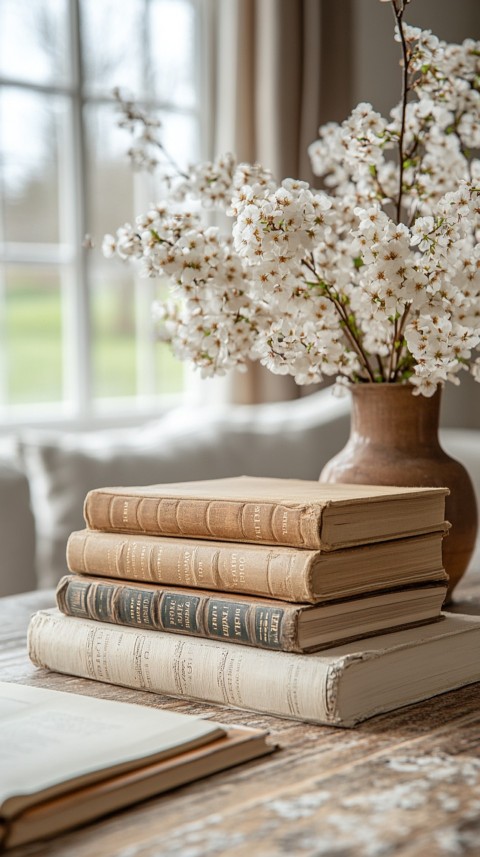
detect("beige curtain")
[212,0,353,404]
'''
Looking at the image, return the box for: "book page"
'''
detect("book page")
[0,682,224,816]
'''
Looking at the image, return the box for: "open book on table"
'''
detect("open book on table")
[0,681,273,849]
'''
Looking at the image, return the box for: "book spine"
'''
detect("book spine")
[83,492,323,549]
[28,610,340,724]
[66,530,316,603]
[56,576,303,653]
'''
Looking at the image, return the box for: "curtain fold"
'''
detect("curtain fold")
[213,0,353,404]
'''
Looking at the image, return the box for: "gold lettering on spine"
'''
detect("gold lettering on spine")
[221,607,229,637]
[270,613,280,645]
[210,604,218,633]
[126,541,132,578]
[282,511,289,537]
[234,607,242,638]
[253,505,262,538]
[182,550,192,585]
[131,542,137,577]
[259,613,268,642]
[230,553,246,587]
[230,553,238,588]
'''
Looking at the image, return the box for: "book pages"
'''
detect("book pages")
[0,681,223,815]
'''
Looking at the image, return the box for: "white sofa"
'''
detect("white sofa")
[1,388,479,597]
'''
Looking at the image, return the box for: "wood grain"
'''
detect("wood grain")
[3,565,480,857]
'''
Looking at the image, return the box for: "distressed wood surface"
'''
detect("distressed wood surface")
[2,568,480,857]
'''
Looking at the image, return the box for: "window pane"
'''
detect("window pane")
[80,0,143,97]
[90,266,185,400]
[150,111,199,197]
[90,267,137,399]
[161,110,198,169]
[155,340,185,395]
[0,0,201,418]
[0,88,68,244]
[84,101,147,240]
[148,0,197,108]
[5,266,63,404]
[0,0,69,86]
[136,277,185,397]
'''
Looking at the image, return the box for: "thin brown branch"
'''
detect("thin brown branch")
[390,0,411,224]
[391,304,413,379]
[387,317,399,380]
[301,257,376,382]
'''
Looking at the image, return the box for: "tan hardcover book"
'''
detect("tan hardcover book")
[28,609,480,728]
[83,476,448,550]
[56,574,448,653]
[0,682,272,850]
[67,528,448,603]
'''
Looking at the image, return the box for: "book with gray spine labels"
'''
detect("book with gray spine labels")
[56,573,448,653]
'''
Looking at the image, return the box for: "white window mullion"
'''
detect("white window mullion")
[133,0,158,400]
[61,0,92,420]
[196,0,216,161]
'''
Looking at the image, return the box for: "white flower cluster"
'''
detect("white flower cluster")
[103,203,258,377]
[105,9,480,395]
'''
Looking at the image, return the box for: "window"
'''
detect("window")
[0,0,208,427]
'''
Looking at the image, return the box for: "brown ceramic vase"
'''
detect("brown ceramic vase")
[319,384,478,601]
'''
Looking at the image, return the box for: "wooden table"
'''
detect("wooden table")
[3,570,480,857]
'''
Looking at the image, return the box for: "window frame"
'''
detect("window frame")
[0,0,212,431]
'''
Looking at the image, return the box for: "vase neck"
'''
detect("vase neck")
[349,385,442,452]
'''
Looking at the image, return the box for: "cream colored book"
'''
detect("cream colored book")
[83,475,448,550]
[0,682,272,849]
[28,609,480,728]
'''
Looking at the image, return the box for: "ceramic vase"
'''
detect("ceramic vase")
[320,384,478,601]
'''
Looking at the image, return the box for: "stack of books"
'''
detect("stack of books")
[28,476,480,727]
